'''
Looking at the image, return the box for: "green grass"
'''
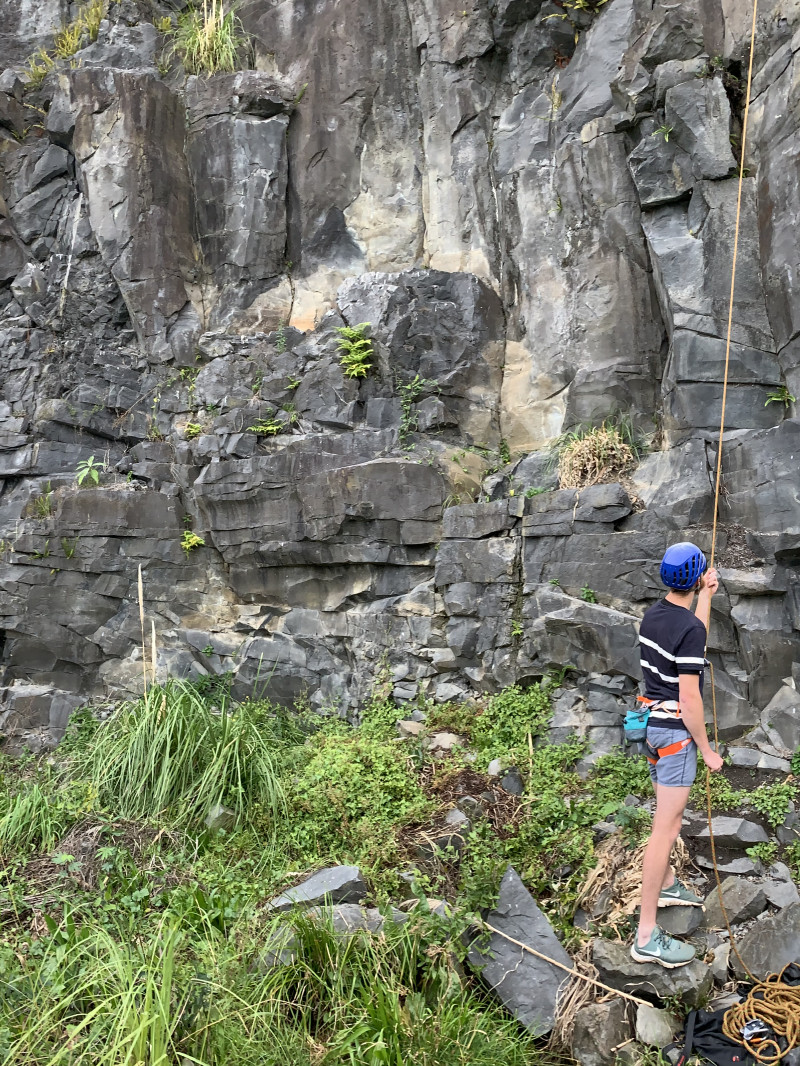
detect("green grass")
[3,673,795,1063]
[168,0,248,75]
[67,681,284,828]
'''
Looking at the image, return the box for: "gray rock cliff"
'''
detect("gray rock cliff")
[0,0,798,747]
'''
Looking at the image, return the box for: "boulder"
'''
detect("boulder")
[467,866,572,1035]
[636,1003,680,1047]
[572,1000,633,1066]
[760,685,800,753]
[266,866,367,912]
[733,903,800,980]
[703,877,767,930]
[659,905,704,937]
[305,904,408,934]
[204,803,236,833]
[592,939,713,1008]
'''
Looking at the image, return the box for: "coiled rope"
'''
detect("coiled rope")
[698,1,800,1061]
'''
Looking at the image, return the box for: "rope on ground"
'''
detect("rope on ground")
[723,966,800,1064]
[481,920,650,1007]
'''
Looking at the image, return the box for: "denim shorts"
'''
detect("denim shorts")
[646,725,697,788]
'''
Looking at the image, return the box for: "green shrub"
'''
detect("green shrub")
[471,683,553,763]
[287,730,431,860]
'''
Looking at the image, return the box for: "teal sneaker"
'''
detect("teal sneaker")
[630,927,696,968]
[658,877,704,908]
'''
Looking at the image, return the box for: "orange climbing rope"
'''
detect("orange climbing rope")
[702,0,759,982]
[698,2,800,1060]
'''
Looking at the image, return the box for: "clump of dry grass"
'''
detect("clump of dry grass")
[557,422,636,489]
[576,831,690,939]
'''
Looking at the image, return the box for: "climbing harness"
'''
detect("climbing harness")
[644,734,693,767]
[624,695,682,745]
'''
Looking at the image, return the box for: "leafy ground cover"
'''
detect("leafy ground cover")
[0,674,796,1063]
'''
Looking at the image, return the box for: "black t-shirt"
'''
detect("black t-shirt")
[639,599,707,722]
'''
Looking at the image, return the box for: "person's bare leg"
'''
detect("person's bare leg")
[652,784,677,891]
[637,785,691,946]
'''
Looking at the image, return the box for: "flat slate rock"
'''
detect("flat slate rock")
[685,817,769,849]
[467,866,572,1035]
[593,938,713,1008]
[266,865,367,912]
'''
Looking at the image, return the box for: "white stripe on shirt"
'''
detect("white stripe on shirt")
[639,634,678,661]
[676,657,705,666]
[641,659,680,684]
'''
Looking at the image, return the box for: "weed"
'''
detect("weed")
[337,322,374,379]
[76,456,102,487]
[286,375,301,390]
[33,482,53,519]
[61,537,79,559]
[525,486,546,498]
[652,124,674,142]
[202,644,215,656]
[765,385,796,409]
[498,439,511,466]
[580,585,597,603]
[398,374,438,445]
[24,48,54,89]
[247,416,285,436]
[184,421,203,440]
[0,780,74,853]
[786,840,800,879]
[746,841,778,866]
[792,746,800,776]
[750,781,797,829]
[276,325,288,353]
[31,540,51,560]
[179,367,199,392]
[169,0,248,75]
[181,531,205,557]
[155,15,173,33]
[511,619,524,638]
[54,20,84,58]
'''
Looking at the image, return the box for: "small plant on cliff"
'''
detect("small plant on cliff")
[652,124,674,142]
[184,420,203,440]
[24,48,54,90]
[247,415,286,436]
[337,323,374,379]
[580,585,597,603]
[398,374,438,445]
[765,385,796,409]
[33,482,53,519]
[169,0,248,75]
[181,530,205,557]
[553,415,642,489]
[76,456,102,487]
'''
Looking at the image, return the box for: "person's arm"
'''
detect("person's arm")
[681,566,723,770]
[694,567,719,627]
[679,672,723,771]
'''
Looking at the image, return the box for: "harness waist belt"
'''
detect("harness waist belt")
[637,696,681,714]
[645,736,693,765]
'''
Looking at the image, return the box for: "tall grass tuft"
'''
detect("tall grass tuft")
[67,680,284,828]
[0,780,74,854]
[170,0,247,75]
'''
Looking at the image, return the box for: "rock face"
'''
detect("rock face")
[467,866,572,1035]
[733,903,800,981]
[1,0,800,743]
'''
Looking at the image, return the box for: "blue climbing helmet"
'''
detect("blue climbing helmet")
[660,542,707,590]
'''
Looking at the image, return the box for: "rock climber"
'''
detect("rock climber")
[630,542,724,968]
